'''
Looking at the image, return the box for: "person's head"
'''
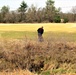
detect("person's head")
[41,26,43,29]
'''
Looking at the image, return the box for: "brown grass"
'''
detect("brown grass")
[0,38,76,75]
[0,69,35,75]
[0,23,76,32]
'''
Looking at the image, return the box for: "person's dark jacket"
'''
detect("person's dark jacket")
[37,28,44,34]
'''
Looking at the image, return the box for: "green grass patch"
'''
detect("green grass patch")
[44,32,76,42]
[0,31,76,42]
[0,31,37,39]
[51,68,66,74]
[41,70,50,75]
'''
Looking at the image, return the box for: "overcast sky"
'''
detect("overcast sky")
[0,0,76,13]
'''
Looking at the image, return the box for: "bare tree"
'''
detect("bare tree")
[71,6,76,22]
[26,4,37,23]
[0,6,10,22]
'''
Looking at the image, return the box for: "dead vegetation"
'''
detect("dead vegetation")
[0,38,76,75]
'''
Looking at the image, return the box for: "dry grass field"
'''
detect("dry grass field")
[0,23,76,75]
[0,23,76,32]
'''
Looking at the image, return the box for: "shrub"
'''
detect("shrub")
[0,39,76,74]
[63,18,69,23]
[54,16,61,23]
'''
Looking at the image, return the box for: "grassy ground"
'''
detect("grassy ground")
[0,38,76,75]
[0,23,76,75]
[0,23,76,32]
[0,23,76,41]
[0,31,76,42]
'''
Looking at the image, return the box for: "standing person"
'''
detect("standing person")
[37,26,44,42]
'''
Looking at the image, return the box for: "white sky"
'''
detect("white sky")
[0,0,76,13]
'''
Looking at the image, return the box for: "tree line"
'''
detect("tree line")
[0,0,76,23]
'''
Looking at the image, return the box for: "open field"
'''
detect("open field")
[0,23,76,41]
[0,23,76,75]
[0,23,76,32]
